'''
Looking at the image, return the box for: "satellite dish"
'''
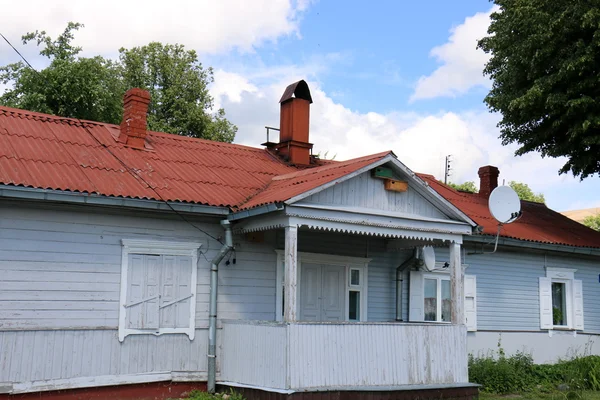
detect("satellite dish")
[420,246,436,272]
[489,186,521,224]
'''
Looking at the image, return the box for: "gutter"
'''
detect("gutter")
[228,203,284,221]
[0,185,230,215]
[207,220,234,393]
[465,235,600,257]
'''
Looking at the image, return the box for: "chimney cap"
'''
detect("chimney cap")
[279,80,313,104]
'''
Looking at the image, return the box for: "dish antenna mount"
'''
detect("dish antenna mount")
[470,185,522,255]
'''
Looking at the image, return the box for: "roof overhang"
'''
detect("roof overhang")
[466,234,600,257]
[0,185,230,216]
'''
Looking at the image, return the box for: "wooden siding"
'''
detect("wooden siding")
[455,245,600,334]
[221,321,468,390]
[0,201,278,330]
[220,322,287,388]
[0,329,207,384]
[298,171,448,219]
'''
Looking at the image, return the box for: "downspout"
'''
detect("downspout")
[208,220,233,394]
[396,248,421,321]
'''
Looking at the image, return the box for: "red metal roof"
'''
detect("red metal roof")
[419,174,600,248]
[1,105,598,249]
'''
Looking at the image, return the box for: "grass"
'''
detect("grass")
[176,389,244,400]
[480,391,600,400]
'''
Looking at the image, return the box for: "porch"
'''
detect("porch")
[220,320,468,391]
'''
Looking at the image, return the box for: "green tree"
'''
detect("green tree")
[448,181,478,193]
[583,213,600,231]
[508,181,545,203]
[478,1,600,179]
[0,22,236,142]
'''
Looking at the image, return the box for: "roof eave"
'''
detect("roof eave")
[0,184,230,216]
[465,234,600,257]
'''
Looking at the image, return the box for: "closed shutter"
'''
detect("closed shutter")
[126,254,161,330]
[409,271,424,322]
[464,275,477,331]
[160,255,193,329]
[539,277,553,329]
[573,279,584,330]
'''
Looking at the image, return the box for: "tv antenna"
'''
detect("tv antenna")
[444,155,452,184]
[469,185,522,255]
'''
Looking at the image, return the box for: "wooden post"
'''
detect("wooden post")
[450,242,464,325]
[284,225,298,322]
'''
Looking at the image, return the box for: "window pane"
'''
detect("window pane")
[552,282,566,325]
[441,280,451,322]
[350,269,360,286]
[349,291,360,321]
[424,278,437,321]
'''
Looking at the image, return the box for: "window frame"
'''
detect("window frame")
[118,239,201,342]
[422,272,451,323]
[275,251,370,322]
[544,267,578,330]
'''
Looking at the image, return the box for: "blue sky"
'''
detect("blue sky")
[0,0,597,211]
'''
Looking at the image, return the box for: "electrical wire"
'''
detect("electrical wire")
[0,31,225,246]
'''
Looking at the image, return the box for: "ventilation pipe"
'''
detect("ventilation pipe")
[396,248,422,321]
[207,220,233,394]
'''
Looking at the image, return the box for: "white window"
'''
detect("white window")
[409,269,477,331]
[539,267,583,331]
[275,251,370,322]
[118,239,201,342]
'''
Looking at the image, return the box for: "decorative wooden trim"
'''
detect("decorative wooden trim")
[545,267,577,280]
[118,239,201,342]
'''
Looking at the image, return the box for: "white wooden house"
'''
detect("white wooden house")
[0,81,599,399]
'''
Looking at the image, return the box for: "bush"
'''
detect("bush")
[469,352,600,394]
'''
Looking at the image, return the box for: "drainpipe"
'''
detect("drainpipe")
[208,220,233,394]
[396,248,421,321]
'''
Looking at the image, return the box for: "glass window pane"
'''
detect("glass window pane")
[350,269,360,286]
[424,278,437,321]
[441,280,451,322]
[349,291,360,321]
[552,282,566,325]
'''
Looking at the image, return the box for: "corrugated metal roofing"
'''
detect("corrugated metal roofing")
[1,105,598,249]
[419,174,600,248]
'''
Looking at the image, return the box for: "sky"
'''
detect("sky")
[0,0,598,212]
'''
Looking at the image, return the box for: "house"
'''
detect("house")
[0,80,598,399]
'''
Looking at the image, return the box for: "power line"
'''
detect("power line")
[0,31,224,246]
[0,32,36,70]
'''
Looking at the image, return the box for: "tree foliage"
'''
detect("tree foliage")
[478,1,600,179]
[448,181,479,193]
[0,23,236,142]
[583,213,600,231]
[447,180,545,203]
[508,181,545,203]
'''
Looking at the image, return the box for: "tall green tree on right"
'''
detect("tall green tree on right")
[478,1,600,179]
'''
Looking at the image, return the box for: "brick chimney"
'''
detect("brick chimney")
[275,80,314,165]
[478,165,499,198]
[118,88,151,150]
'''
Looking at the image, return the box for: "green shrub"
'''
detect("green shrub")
[469,352,600,394]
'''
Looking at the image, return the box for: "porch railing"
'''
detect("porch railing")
[220,320,468,391]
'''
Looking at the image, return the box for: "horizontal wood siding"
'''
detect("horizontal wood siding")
[0,329,208,384]
[459,245,600,333]
[299,171,448,219]
[0,201,278,330]
[220,322,287,389]
[221,321,468,390]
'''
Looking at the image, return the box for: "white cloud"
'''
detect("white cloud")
[212,69,584,211]
[410,6,498,101]
[0,0,309,61]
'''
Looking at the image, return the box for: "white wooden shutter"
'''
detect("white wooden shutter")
[409,271,424,322]
[464,275,477,331]
[160,255,193,329]
[539,277,553,329]
[126,254,161,330]
[573,279,584,330]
